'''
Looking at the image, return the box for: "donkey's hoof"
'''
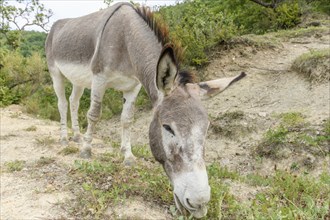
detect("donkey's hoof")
[80,147,92,159]
[123,156,136,167]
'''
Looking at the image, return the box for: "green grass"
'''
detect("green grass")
[60,145,330,219]
[255,112,329,159]
[248,171,330,219]
[24,125,37,131]
[210,110,254,139]
[35,156,55,167]
[35,136,56,147]
[68,149,172,219]
[273,26,329,39]
[59,145,79,155]
[4,160,26,172]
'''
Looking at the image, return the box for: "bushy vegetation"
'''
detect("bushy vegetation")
[158,0,307,66]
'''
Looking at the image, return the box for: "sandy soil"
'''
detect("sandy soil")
[1,30,329,219]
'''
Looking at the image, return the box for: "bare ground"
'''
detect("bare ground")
[1,30,329,219]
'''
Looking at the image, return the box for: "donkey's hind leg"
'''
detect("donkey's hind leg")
[69,85,84,143]
[121,83,141,166]
[50,69,68,145]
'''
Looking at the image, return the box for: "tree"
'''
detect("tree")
[103,0,114,7]
[0,0,52,49]
[0,0,53,32]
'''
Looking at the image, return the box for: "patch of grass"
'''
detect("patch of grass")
[228,34,280,50]
[323,118,330,135]
[0,133,17,140]
[273,26,329,39]
[244,173,272,187]
[64,151,330,219]
[210,110,254,139]
[9,112,21,118]
[35,136,56,147]
[35,156,55,167]
[255,112,329,159]
[132,144,153,161]
[24,125,37,131]
[208,163,241,181]
[249,171,330,219]
[68,153,172,219]
[279,112,305,127]
[59,145,79,155]
[4,160,25,172]
[292,48,330,83]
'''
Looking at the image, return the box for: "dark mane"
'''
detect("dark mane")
[135,6,184,64]
[178,70,196,85]
[135,6,197,86]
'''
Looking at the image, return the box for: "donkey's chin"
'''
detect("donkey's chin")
[174,193,208,219]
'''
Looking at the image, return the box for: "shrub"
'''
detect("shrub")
[0,50,48,106]
[159,0,238,66]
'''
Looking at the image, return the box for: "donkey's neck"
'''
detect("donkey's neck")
[123,8,164,107]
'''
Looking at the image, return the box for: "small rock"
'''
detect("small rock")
[258,112,267,117]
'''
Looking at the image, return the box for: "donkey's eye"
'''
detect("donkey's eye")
[163,124,175,136]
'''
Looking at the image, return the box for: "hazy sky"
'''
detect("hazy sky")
[9,0,179,31]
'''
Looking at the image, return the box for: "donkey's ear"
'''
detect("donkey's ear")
[156,45,178,95]
[192,72,246,99]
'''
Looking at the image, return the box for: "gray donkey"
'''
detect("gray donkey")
[45,3,245,218]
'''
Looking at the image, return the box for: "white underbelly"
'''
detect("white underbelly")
[55,62,139,91]
[56,61,92,88]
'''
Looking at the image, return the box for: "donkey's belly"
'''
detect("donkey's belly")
[55,61,139,92]
[56,61,93,88]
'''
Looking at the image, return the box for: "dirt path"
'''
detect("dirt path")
[1,31,329,219]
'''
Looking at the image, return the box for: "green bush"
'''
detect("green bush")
[159,0,238,66]
[0,50,48,106]
[310,0,330,15]
[158,0,303,66]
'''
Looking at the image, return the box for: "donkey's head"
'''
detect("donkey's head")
[149,45,246,218]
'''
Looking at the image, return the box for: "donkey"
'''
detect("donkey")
[45,3,245,218]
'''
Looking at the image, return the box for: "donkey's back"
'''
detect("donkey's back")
[46,3,128,67]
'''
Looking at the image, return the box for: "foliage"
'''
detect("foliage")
[159,0,238,66]
[309,0,330,15]
[0,0,53,32]
[158,0,304,66]
[0,50,48,107]
[20,31,47,57]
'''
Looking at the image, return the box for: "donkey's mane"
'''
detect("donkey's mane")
[135,6,195,85]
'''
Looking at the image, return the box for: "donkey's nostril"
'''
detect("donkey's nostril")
[186,198,196,210]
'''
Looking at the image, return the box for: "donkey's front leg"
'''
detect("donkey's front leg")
[80,77,107,158]
[121,83,141,166]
